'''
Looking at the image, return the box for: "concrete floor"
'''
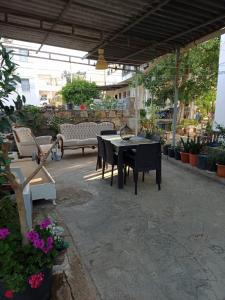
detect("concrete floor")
[46,149,225,300]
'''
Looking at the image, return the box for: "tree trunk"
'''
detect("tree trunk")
[178,102,185,123]
[14,187,29,245]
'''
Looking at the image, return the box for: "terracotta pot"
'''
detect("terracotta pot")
[180,152,189,163]
[189,153,198,167]
[216,164,225,178]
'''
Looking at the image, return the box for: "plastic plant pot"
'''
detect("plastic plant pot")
[197,155,208,170]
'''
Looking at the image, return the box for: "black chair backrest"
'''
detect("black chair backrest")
[101,130,117,135]
[135,143,161,171]
[97,136,106,158]
[104,140,116,165]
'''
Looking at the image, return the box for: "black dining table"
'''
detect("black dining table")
[100,135,159,189]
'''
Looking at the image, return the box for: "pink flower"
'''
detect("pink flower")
[0,228,10,240]
[4,290,13,298]
[40,218,52,229]
[28,272,44,288]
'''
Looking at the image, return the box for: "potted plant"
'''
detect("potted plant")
[174,146,181,160]
[197,154,208,170]
[207,152,217,172]
[168,146,175,158]
[180,137,190,163]
[189,138,202,167]
[0,212,68,299]
[216,153,225,177]
[163,144,171,156]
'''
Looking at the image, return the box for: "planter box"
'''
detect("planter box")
[11,159,56,205]
[0,269,52,300]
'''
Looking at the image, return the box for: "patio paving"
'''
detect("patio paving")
[46,149,225,300]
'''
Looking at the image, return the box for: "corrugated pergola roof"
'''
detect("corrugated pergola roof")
[0,0,225,66]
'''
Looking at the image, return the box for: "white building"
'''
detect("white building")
[3,39,107,106]
[215,34,225,127]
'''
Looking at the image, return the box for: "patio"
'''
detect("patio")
[45,149,225,300]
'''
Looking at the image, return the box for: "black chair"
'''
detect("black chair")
[124,143,161,195]
[96,136,106,179]
[103,140,118,186]
[100,130,117,135]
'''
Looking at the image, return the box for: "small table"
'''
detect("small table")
[100,135,158,189]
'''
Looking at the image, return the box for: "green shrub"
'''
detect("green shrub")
[60,78,99,106]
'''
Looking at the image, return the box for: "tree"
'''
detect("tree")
[0,43,58,245]
[60,77,99,106]
[133,37,220,122]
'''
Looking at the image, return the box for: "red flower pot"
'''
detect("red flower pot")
[180,152,189,163]
[189,153,198,167]
[216,164,225,178]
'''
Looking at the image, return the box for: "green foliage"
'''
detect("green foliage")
[18,105,45,134]
[60,78,99,106]
[0,215,68,293]
[189,137,203,155]
[140,108,147,119]
[178,119,199,127]
[0,42,26,132]
[133,38,219,109]
[90,99,118,110]
[180,137,191,153]
[216,152,225,165]
[47,115,73,134]
[0,195,20,233]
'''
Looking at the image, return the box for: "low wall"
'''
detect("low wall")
[43,109,135,131]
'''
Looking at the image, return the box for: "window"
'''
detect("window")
[21,79,30,92]
[123,91,126,98]
[19,49,28,62]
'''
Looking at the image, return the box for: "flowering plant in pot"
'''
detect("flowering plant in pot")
[189,138,203,167]
[180,137,190,163]
[0,214,68,299]
[216,153,225,177]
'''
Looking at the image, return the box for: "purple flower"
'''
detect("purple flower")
[40,218,52,229]
[33,239,45,249]
[47,236,53,245]
[0,228,10,240]
[26,231,39,242]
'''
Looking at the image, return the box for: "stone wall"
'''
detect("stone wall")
[43,109,136,130]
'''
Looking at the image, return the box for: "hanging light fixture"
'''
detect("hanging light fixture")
[95,48,108,70]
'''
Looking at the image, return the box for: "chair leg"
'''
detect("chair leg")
[124,165,127,184]
[96,156,100,171]
[102,161,106,179]
[111,165,114,186]
[142,172,145,182]
[156,169,161,190]
[134,171,138,195]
